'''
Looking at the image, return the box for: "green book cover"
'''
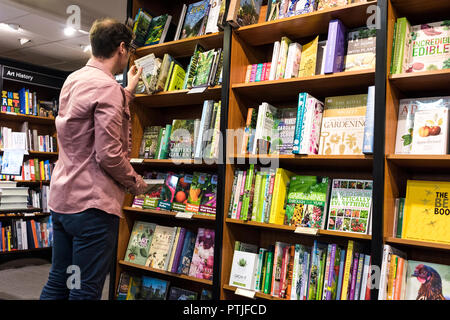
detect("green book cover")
[155,127,165,159]
[192,49,216,88]
[159,124,172,159]
[251,171,263,221]
[156,54,174,92]
[168,64,186,91]
[186,172,208,213]
[256,172,268,223]
[144,14,170,46]
[169,119,195,159]
[133,9,152,47]
[285,175,330,229]
[124,221,157,265]
[184,44,205,89]
[260,250,268,292]
[164,61,175,92]
[142,175,167,209]
[140,126,162,159]
[207,101,221,159]
[316,245,327,300]
[396,17,408,74]
[263,250,274,294]
[396,197,405,238]
[157,173,179,211]
[390,21,398,75]
[241,164,255,221]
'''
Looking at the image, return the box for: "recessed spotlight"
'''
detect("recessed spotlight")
[7,23,20,31]
[80,44,91,52]
[64,26,76,36]
[19,38,31,45]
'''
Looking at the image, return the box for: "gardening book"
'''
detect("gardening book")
[188,228,215,280]
[326,179,373,234]
[167,63,186,91]
[318,93,368,155]
[324,19,347,74]
[192,49,217,88]
[204,0,222,34]
[143,14,172,46]
[134,53,162,94]
[284,42,302,79]
[156,54,174,92]
[271,241,290,297]
[145,225,177,270]
[141,176,166,210]
[199,174,218,215]
[177,229,197,275]
[252,102,279,154]
[180,0,210,39]
[276,36,292,80]
[280,0,318,18]
[402,180,450,245]
[132,9,153,47]
[168,287,198,300]
[405,260,450,300]
[344,27,377,72]
[229,250,259,290]
[139,125,162,159]
[298,36,319,77]
[317,0,348,10]
[169,119,195,159]
[295,94,324,155]
[269,168,296,225]
[272,107,297,154]
[171,174,193,212]
[140,276,170,300]
[407,20,450,73]
[124,221,156,266]
[157,173,179,211]
[285,175,331,229]
[227,0,263,28]
[186,172,209,213]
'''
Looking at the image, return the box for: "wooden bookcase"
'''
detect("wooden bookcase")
[383,0,450,269]
[0,60,65,260]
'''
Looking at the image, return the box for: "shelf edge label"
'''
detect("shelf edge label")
[175,212,194,219]
[294,227,319,235]
[235,288,256,299]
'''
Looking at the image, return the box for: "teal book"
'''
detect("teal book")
[158,124,172,159]
[292,92,308,154]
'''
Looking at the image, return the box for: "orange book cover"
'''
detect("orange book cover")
[394,257,405,300]
[30,220,39,248]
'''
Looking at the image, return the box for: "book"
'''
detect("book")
[132,9,153,47]
[229,250,259,290]
[167,63,186,91]
[171,174,193,212]
[204,0,222,34]
[344,26,377,72]
[184,44,205,89]
[116,272,131,300]
[363,85,375,154]
[188,228,215,280]
[134,54,162,94]
[199,174,218,215]
[273,107,297,154]
[402,180,450,245]
[139,126,162,159]
[319,93,368,155]
[142,176,166,210]
[307,240,328,300]
[140,276,170,300]
[285,175,331,229]
[392,17,412,74]
[411,106,449,155]
[192,49,217,88]
[284,42,302,79]
[168,287,198,300]
[124,221,157,266]
[324,19,347,74]
[186,172,208,213]
[156,54,174,92]
[285,0,318,17]
[180,0,210,39]
[298,36,319,77]
[405,260,450,300]
[252,102,279,154]
[315,40,327,75]
[270,241,290,297]
[327,179,373,234]
[169,119,195,159]
[407,20,450,73]
[145,225,177,270]
[126,275,142,300]
[157,173,179,211]
[276,36,292,80]
[269,41,281,80]
[227,0,263,28]
[174,4,188,41]
[317,0,348,10]
[269,168,295,225]
[177,229,197,275]
[294,93,324,155]
[144,14,172,46]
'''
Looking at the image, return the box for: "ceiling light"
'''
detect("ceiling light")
[19,38,31,45]
[64,26,76,36]
[7,23,20,31]
[82,44,91,53]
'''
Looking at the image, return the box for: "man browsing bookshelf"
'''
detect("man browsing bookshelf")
[40,18,150,300]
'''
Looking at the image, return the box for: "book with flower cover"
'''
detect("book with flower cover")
[188,228,215,280]
[317,0,349,10]
[124,221,157,266]
[145,225,177,270]
[327,179,373,234]
[199,174,218,215]
[285,175,331,229]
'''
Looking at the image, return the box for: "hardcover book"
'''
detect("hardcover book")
[405,260,450,300]
[171,174,193,212]
[134,54,162,94]
[192,49,216,88]
[285,175,331,229]
[327,179,373,234]
[124,221,157,266]
[177,229,198,275]
[145,225,177,270]
[132,9,153,47]
[188,228,215,280]
[227,0,263,28]
[169,119,195,159]
[298,36,319,77]
[229,250,259,290]
[319,94,368,155]
[411,107,449,155]
[140,276,170,300]
[157,173,179,211]
[344,27,377,72]
[186,172,208,213]
[144,14,172,46]
[180,0,210,39]
[402,180,450,245]
[168,287,198,300]
[199,174,218,215]
[317,0,348,10]
[324,19,347,74]
[142,176,166,210]
[273,107,297,154]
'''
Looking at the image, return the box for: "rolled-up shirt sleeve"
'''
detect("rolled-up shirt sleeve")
[94,84,147,195]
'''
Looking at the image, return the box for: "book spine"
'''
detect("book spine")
[363,86,375,154]
[263,251,273,294]
[265,62,271,81]
[340,241,354,300]
[396,18,407,75]
[292,93,307,154]
[325,244,336,300]
[260,251,268,292]
[396,198,405,238]
[276,37,290,80]
[254,248,266,292]
[228,171,239,218]
[241,164,255,221]
[251,172,262,221]
[231,171,243,219]
[255,63,263,82]
[171,228,186,273]
[390,21,398,74]
[261,63,267,81]
[354,253,365,300]
[299,97,312,155]
[269,41,280,81]
[194,101,212,159]
[264,172,275,223]
[360,254,371,300]
[279,246,290,298]
[250,64,258,82]
[236,170,247,220]
[349,253,359,300]
[245,64,252,83]
[324,20,338,74]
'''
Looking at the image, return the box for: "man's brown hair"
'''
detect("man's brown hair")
[89,18,134,59]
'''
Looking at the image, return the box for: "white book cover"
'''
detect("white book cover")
[231,171,243,219]
[229,250,259,290]
[204,0,222,34]
[395,99,418,154]
[275,37,291,80]
[134,54,162,94]
[269,41,281,80]
[252,103,278,154]
[411,107,449,155]
[284,42,302,79]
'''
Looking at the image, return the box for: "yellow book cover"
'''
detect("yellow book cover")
[387,255,398,300]
[167,64,186,91]
[340,240,354,300]
[402,180,450,244]
[269,168,295,225]
[40,161,46,181]
[298,36,319,78]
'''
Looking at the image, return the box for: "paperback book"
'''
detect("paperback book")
[188,228,215,280]
[344,27,377,72]
[140,276,170,300]
[180,0,210,39]
[124,221,156,266]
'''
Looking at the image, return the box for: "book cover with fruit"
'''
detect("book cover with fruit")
[402,180,450,245]
[285,175,330,229]
[406,20,450,73]
[411,107,449,155]
[145,225,177,270]
[157,173,180,211]
[124,221,157,266]
[171,174,193,212]
[318,94,368,155]
[199,174,218,216]
[186,172,208,213]
[169,119,195,159]
[344,27,377,72]
[142,174,167,210]
[188,228,215,280]
[326,179,373,234]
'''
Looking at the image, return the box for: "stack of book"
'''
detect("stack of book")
[228,165,373,235]
[135,45,223,95]
[0,216,53,252]
[132,171,218,216]
[0,181,29,210]
[124,220,215,281]
[229,239,371,300]
[390,18,450,75]
[379,244,450,300]
[1,89,57,117]
[116,271,213,300]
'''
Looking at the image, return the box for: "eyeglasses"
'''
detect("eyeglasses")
[126,42,136,55]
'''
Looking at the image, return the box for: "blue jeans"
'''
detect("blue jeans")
[40,208,118,300]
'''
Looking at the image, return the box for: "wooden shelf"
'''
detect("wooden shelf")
[389,69,450,96]
[385,237,450,252]
[0,247,52,255]
[14,180,51,185]
[0,207,41,213]
[123,206,216,222]
[0,212,49,218]
[231,154,373,169]
[130,158,218,168]
[27,151,58,157]
[135,32,224,59]
[226,218,372,241]
[390,0,450,23]
[234,2,376,46]
[118,260,213,286]
[134,86,222,107]
[386,154,450,170]
[222,284,286,300]
[0,111,55,124]
[232,69,375,101]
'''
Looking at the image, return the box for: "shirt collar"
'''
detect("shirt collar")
[86,58,115,80]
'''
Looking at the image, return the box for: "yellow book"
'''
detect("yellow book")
[7,227,11,251]
[269,168,295,225]
[40,161,46,181]
[387,255,398,300]
[298,36,319,78]
[341,240,361,300]
[167,64,186,91]
[402,180,450,244]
